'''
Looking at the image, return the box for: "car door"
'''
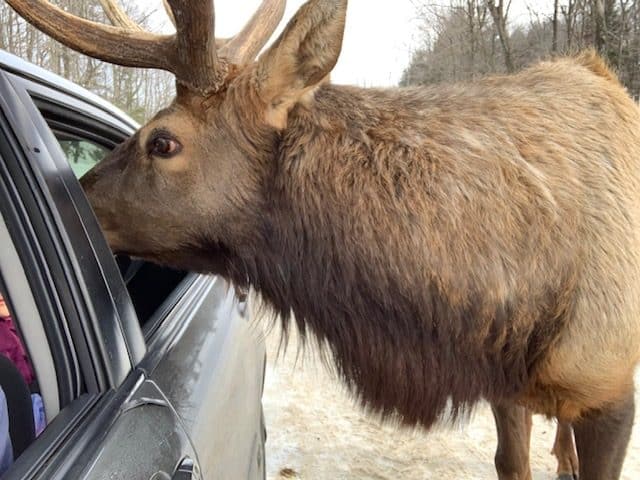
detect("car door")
[0,66,199,480]
[0,54,266,480]
[141,277,267,480]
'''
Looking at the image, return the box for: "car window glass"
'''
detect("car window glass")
[52,132,110,179]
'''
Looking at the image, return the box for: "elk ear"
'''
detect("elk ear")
[255,0,347,128]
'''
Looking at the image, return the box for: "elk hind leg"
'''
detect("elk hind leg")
[491,401,533,480]
[552,420,578,480]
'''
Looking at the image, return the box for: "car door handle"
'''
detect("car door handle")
[172,457,200,480]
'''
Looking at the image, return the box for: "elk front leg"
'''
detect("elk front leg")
[572,388,635,480]
[491,401,533,480]
[552,420,578,480]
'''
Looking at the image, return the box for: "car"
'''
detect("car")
[0,49,266,480]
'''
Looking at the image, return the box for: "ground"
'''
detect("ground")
[262,329,640,480]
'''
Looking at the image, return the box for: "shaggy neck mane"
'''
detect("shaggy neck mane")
[222,84,572,427]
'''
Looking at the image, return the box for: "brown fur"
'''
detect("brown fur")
[218,54,639,426]
[492,403,534,480]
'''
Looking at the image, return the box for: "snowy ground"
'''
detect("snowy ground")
[262,329,640,480]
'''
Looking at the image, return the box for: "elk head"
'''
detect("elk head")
[7,0,348,272]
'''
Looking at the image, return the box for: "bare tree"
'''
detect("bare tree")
[404,0,640,98]
[553,0,560,52]
[0,0,174,121]
[487,0,515,71]
[561,0,581,50]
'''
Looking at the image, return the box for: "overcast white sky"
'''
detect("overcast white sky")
[149,0,556,87]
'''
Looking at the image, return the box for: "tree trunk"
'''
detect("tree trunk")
[487,0,515,72]
[552,0,559,52]
[594,0,607,52]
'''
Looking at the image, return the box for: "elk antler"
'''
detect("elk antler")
[161,0,176,28]
[98,0,143,32]
[220,0,287,65]
[161,0,286,65]
[161,0,231,52]
[6,0,286,94]
[166,0,222,92]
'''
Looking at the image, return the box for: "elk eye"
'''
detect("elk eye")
[149,134,182,158]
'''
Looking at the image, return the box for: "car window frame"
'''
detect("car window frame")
[28,86,200,345]
[0,71,113,479]
[8,67,213,363]
[26,77,208,347]
[0,70,142,390]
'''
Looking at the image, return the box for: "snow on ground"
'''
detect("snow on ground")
[262,328,640,480]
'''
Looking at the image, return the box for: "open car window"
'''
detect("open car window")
[35,103,190,338]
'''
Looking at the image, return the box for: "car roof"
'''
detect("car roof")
[0,49,139,131]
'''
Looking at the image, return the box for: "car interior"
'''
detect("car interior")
[0,353,34,459]
[0,242,52,478]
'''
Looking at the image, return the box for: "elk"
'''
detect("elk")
[7,0,639,479]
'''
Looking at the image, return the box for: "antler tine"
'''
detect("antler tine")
[162,0,228,49]
[98,0,144,32]
[6,0,175,71]
[162,0,176,28]
[165,0,225,93]
[8,0,228,94]
[220,0,287,65]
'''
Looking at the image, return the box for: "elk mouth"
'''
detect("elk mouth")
[100,228,143,259]
[105,234,232,276]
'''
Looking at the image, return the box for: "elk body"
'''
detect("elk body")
[7,0,639,479]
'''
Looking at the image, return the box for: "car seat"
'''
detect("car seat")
[0,354,34,458]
